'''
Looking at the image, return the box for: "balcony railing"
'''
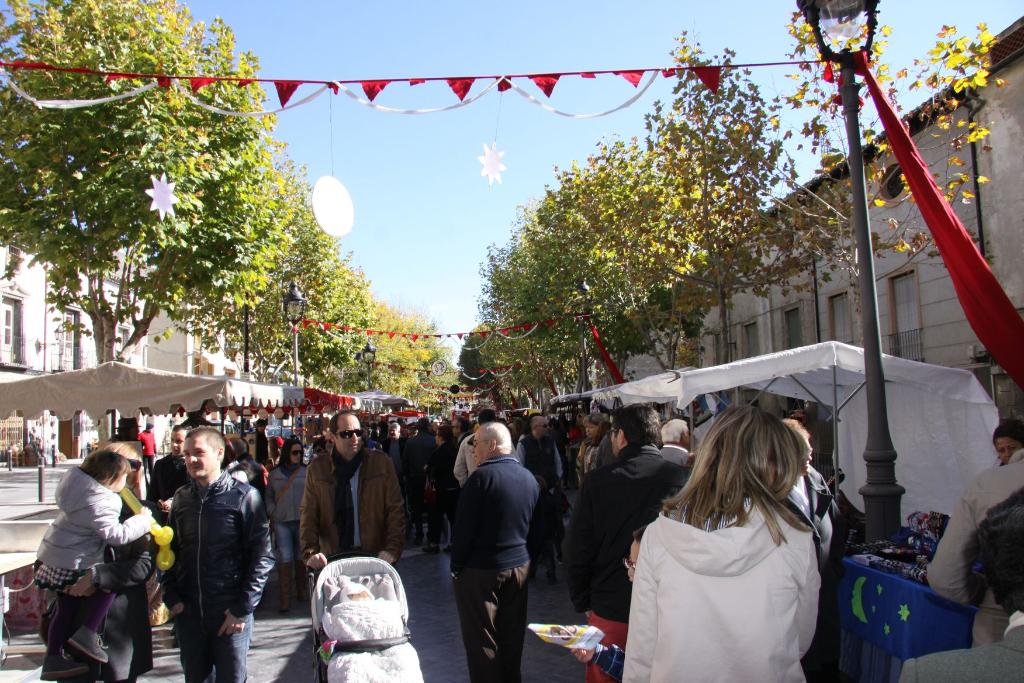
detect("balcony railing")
[0,335,26,366]
[49,342,96,372]
[884,328,924,362]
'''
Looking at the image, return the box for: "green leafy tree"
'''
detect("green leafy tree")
[0,0,281,362]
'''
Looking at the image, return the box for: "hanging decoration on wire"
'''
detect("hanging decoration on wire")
[310,175,355,238]
[0,60,813,119]
[300,313,588,341]
[145,173,178,220]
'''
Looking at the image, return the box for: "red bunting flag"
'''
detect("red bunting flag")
[156,76,171,88]
[544,319,556,328]
[530,74,560,98]
[457,333,465,340]
[409,79,426,86]
[692,66,722,94]
[387,332,396,339]
[478,331,490,339]
[361,80,390,102]
[326,82,339,94]
[661,68,679,78]
[411,334,419,342]
[446,78,475,101]
[614,70,645,87]
[189,77,215,93]
[496,77,512,92]
[104,72,133,83]
[579,72,597,79]
[274,80,301,107]
[237,79,255,88]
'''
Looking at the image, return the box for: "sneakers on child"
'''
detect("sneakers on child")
[40,654,89,680]
[66,625,109,664]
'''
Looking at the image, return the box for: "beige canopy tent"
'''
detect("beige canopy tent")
[0,361,306,421]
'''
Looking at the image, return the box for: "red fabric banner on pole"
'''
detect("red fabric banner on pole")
[586,319,626,384]
[854,52,1024,388]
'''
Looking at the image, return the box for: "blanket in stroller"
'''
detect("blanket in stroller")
[321,576,423,683]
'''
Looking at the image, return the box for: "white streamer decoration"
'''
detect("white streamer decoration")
[333,79,500,115]
[176,81,331,117]
[507,71,659,118]
[2,71,158,108]
[2,69,661,119]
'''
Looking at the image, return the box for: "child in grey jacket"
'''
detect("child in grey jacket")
[34,448,153,680]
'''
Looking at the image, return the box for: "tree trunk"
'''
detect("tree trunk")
[718,286,733,363]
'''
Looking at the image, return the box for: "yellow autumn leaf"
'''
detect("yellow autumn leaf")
[880,26,892,37]
[873,198,887,207]
[977,175,990,184]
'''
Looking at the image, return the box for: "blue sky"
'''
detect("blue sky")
[178,1,1021,337]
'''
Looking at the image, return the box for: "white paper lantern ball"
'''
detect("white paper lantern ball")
[311,176,355,238]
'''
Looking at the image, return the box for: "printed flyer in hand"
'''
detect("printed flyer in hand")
[528,623,605,650]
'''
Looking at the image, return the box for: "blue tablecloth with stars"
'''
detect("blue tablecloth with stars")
[838,558,977,661]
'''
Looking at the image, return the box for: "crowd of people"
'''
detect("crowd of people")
[28,403,1024,682]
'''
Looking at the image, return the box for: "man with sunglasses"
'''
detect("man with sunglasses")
[300,411,406,569]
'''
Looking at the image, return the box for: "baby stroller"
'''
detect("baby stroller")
[309,554,423,683]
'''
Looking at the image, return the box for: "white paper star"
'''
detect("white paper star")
[478,142,507,186]
[145,173,179,220]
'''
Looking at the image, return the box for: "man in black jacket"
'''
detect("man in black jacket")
[451,422,539,683]
[784,419,846,683]
[149,424,189,524]
[163,427,274,683]
[567,404,688,683]
[402,417,436,545]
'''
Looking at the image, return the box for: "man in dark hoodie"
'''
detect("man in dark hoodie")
[567,404,688,683]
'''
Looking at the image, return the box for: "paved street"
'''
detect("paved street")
[1,466,584,682]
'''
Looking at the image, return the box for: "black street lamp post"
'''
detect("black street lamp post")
[798,0,904,540]
[355,342,376,391]
[575,281,591,395]
[282,281,307,386]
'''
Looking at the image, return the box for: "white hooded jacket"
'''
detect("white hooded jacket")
[36,467,152,570]
[623,510,819,683]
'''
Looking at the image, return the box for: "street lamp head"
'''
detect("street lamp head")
[282,281,307,324]
[362,342,376,365]
[797,0,879,62]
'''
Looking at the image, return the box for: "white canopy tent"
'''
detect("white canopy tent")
[0,361,306,421]
[580,343,999,516]
[351,390,411,410]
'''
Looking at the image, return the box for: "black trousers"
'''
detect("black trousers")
[407,476,427,538]
[453,563,530,683]
[428,488,459,545]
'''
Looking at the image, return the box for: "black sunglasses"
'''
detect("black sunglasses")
[290,448,303,455]
[335,429,363,439]
[127,459,142,471]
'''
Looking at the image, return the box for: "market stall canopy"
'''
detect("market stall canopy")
[674,342,998,516]
[302,387,357,412]
[550,384,621,407]
[352,390,413,409]
[0,361,305,421]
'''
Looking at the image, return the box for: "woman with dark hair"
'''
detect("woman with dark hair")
[424,425,459,554]
[993,418,1024,466]
[266,438,307,612]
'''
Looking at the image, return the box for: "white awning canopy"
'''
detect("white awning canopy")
[561,343,999,516]
[0,361,305,421]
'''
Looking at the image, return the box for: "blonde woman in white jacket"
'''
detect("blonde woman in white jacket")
[623,406,820,683]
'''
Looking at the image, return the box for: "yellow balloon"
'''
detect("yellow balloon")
[160,526,174,545]
[150,522,162,536]
[156,546,175,571]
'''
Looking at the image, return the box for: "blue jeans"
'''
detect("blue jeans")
[176,606,253,683]
[273,519,300,562]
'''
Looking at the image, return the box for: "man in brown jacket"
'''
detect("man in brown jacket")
[300,411,405,569]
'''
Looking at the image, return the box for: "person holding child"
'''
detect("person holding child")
[34,449,154,680]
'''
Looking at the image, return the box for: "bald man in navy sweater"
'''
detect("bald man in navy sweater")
[451,421,539,683]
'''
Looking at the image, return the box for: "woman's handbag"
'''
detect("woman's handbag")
[423,479,437,506]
